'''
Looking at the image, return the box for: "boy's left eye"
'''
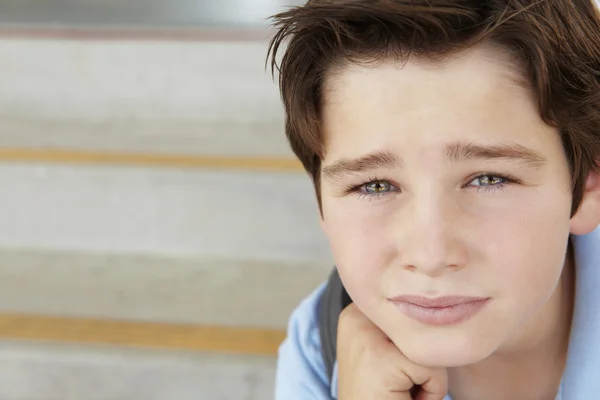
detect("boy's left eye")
[469,175,507,187]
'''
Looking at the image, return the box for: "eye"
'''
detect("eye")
[470,175,507,187]
[363,180,394,194]
[363,181,392,194]
[468,173,520,193]
[344,178,399,200]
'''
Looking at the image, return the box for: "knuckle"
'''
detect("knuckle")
[337,304,360,333]
[339,303,358,322]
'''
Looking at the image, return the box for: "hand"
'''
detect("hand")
[336,303,448,400]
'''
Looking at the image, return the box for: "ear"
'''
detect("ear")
[570,170,600,235]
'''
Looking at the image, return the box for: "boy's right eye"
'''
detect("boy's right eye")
[353,180,400,199]
[363,180,394,194]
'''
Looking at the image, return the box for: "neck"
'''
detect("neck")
[448,242,576,400]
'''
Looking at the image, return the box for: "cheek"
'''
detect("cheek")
[475,191,571,306]
[322,203,394,302]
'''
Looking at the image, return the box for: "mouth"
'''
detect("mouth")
[388,295,490,326]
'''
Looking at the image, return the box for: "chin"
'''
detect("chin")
[390,333,498,368]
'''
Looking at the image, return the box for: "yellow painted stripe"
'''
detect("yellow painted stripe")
[0,313,286,356]
[0,148,303,173]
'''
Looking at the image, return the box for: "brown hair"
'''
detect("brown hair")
[266,0,600,215]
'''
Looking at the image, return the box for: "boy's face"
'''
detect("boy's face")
[319,45,596,368]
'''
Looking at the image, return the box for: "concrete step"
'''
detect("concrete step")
[0,341,276,400]
[0,162,330,264]
[0,39,281,120]
[0,248,329,330]
[0,38,291,157]
[0,117,292,157]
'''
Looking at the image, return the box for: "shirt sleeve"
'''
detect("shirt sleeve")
[274,282,335,400]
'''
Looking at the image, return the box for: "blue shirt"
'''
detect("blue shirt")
[274,228,600,399]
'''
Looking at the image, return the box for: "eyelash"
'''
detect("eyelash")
[346,173,519,200]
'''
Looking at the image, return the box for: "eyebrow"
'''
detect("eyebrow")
[321,141,547,181]
[321,150,401,180]
[445,141,548,168]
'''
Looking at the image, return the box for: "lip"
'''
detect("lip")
[389,295,490,326]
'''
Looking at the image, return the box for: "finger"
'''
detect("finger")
[384,349,447,400]
[410,367,448,400]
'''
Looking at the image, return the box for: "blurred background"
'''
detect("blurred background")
[0,1,334,398]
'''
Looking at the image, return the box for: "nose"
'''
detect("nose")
[395,195,468,277]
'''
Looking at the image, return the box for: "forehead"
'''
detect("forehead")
[320,45,546,160]
[322,44,527,108]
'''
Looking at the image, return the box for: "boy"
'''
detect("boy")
[267,1,600,399]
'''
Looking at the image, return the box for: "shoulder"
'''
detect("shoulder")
[274,281,334,400]
[562,228,600,396]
